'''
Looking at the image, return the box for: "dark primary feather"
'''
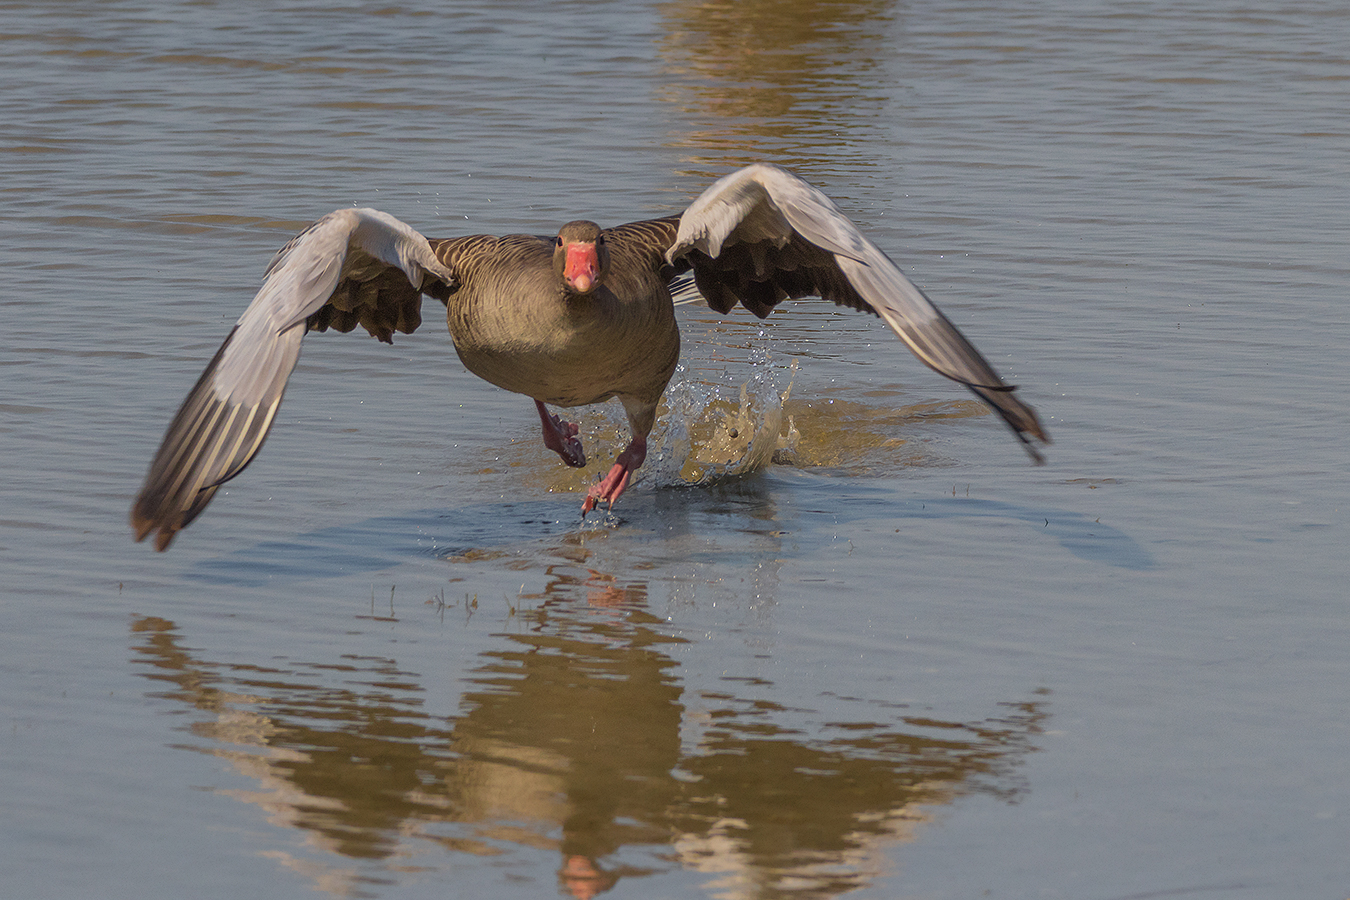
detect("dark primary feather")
[680,234,872,319]
[306,264,427,342]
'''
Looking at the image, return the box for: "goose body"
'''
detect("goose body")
[439,224,679,412]
[132,164,1049,550]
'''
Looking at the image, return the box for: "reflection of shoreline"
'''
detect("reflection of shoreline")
[131,565,1048,899]
[657,0,897,171]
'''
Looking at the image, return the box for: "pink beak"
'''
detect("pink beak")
[564,242,599,293]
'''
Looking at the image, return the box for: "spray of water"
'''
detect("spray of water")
[642,341,799,489]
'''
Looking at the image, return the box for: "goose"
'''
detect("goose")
[131,164,1048,550]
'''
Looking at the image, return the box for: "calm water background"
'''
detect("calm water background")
[3,1,1348,898]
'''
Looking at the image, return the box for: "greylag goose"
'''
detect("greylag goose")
[131,164,1048,550]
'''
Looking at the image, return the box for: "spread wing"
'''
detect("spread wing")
[130,208,457,551]
[667,163,1049,460]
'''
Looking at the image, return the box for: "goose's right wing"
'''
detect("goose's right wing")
[131,208,456,551]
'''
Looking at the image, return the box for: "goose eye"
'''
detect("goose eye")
[554,236,563,247]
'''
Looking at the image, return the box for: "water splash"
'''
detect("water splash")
[644,341,798,488]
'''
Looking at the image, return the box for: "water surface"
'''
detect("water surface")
[2,1,1348,898]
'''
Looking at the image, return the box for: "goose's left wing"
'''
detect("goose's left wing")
[667,163,1049,461]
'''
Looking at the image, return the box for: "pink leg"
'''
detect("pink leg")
[536,401,586,468]
[582,435,647,516]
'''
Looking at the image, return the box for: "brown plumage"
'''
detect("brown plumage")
[131,164,1049,550]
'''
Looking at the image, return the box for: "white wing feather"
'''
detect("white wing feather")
[215,208,454,406]
[132,208,453,550]
[670,164,1046,454]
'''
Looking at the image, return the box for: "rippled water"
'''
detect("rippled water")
[3,1,1348,898]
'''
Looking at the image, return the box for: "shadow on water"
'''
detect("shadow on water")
[900,496,1157,572]
[131,580,1049,899]
[184,500,584,588]
[187,478,1153,588]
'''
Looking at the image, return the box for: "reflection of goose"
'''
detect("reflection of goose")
[132,164,1048,550]
[130,599,1049,899]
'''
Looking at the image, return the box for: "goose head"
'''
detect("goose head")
[554,220,609,295]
